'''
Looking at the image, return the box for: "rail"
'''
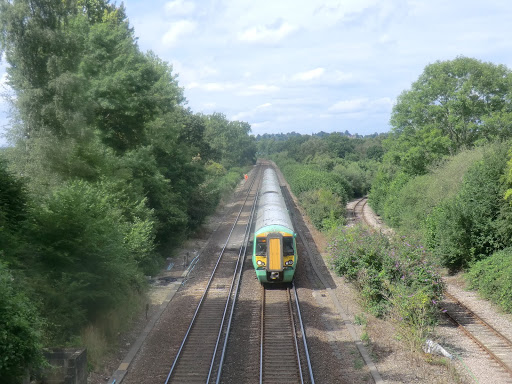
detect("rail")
[164,167,260,383]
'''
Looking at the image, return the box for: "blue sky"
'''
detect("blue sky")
[2,0,512,145]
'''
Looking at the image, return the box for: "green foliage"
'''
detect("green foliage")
[388,284,439,351]
[329,225,443,319]
[0,263,45,382]
[283,163,351,200]
[30,181,147,342]
[332,160,377,197]
[275,161,349,230]
[387,56,512,176]
[300,189,345,230]
[426,142,510,270]
[204,113,256,168]
[377,172,412,227]
[466,248,512,313]
[0,157,28,268]
[264,132,384,232]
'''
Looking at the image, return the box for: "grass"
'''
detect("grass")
[81,290,147,369]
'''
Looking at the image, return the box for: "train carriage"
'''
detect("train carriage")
[252,168,297,283]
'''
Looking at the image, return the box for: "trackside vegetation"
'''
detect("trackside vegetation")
[0,0,255,381]
[328,225,443,350]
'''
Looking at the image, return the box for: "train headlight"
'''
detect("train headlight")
[285,260,293,266]
[257,260,265,267]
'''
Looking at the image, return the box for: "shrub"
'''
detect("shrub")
[426,142,510,270]
[30,181,147,343]
[388,284,439,351]
[466,248,512,313]
[0,263,45,382]
[328,224,443,328]
[299,189,345,231]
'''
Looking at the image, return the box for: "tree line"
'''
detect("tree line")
[257,130,385,230]
[0,0,255,381]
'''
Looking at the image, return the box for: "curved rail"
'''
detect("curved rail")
[443,292,512,377]
[353,196,370,226]
[164,168,260,383]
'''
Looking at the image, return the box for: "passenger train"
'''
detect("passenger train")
[252,168,297,283]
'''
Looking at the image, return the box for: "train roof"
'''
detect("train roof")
[255,169,294,233]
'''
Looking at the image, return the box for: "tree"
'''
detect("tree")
[203,113,256,167]
[388,56,512,175]
[0,263,45,383]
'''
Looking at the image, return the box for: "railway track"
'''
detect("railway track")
[352,196,369,226]
[260,284,314,384]
[443,292,512,378]
[164,167,261,384]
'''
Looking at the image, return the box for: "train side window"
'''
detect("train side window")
[256,238,266,256]
[283,237,294,256]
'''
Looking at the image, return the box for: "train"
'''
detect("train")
[252,168,297,283]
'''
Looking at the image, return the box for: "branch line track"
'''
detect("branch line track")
[353,196,370,226]
[443,292,512,378]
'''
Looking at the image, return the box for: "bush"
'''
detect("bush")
[466,248,512,313]
[332,161,373,197]
[30,181,147,343]
[300,189,345,231]
[0,263,45,382]
[328,224,443,323]
[388,284,439,351]
[426,142,510,270]
[284,164,351,199]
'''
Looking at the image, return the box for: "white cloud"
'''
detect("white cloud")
[162,20,196,47]
[202,102,217,109]
[238,22,296,43]
[333,70,355,83]
[223,0,379,33]
[249,85,279,92]
[251,121,271,129]
[329,97,393,114]
[329,98,369,113]
[238,84,280,96]
[187,81,239,92]
[292,68,325,81]
[165,0,196,16]
[231,103,272,121]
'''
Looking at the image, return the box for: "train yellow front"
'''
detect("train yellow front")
[252,168,297,283]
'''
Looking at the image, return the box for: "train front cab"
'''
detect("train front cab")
[253,231,296,283]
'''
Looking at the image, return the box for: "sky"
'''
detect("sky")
[2,0,512,145]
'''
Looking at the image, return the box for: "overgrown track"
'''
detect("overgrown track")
[164,168,261,384]
[352,196,369,226]
[444,292,512,378]
[260,284,314,384]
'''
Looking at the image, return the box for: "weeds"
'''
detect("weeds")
[328,224,444,352]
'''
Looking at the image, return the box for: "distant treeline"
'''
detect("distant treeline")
[0,0,255,381]
[257,130,386,230]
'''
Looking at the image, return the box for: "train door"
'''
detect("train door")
[266,234,283,272]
